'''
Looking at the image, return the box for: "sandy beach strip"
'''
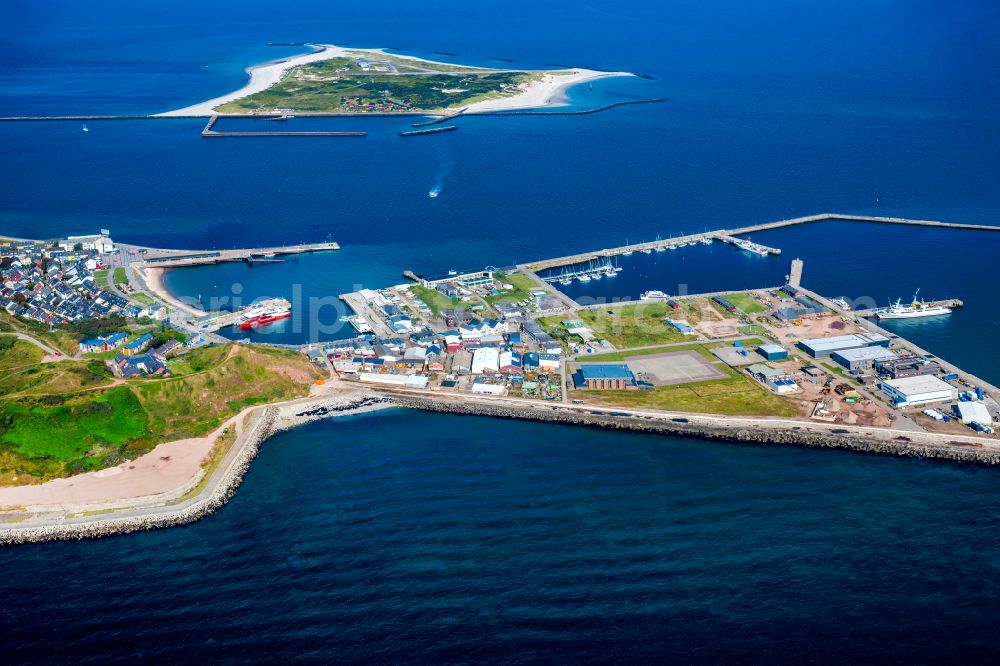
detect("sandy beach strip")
[156,44,354,117]
[138,265,208,319]
[0,387,388,512]
[460,68,633,113]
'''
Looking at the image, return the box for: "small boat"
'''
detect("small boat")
[82,124,89,132]
[591,273,602,280]
[577,274,591,282]
[559,278,572,286]
[831,297,852,311]
[654,246,666,252]
[604,270,616,278]
[429,190,439,198]
[641,248,652,254]
[640,290,669,301]
[622,250,634,256]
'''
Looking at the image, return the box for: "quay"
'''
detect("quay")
[135,241,340,268]
[201,115,366,137]
[339,291,396,338]
[525,212,1000,272]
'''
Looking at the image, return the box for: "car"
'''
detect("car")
[54,351,62,356]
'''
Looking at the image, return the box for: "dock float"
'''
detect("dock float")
[398,126,458,137]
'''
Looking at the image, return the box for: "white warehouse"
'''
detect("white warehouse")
[881,376,957,407]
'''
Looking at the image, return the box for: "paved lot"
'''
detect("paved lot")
[712,345,759,367]
[613,350,727,386]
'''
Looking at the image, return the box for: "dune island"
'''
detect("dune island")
[160,44,634,117]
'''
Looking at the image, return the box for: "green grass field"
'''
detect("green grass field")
[112,267,128,285]
[724,292,765,314]
[542,303,689,349]
[584,342,716,362]
[584,371,798,417]
[0,386,148,466]
[411,286,460,317]
[0,344,322,484]
[485,272,543,305]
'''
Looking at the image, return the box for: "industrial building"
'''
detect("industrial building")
[954,402,992,427]
[746,363,799,393]
[881,375,957,407]
[575,364,637,390]
[756,344,788,361]
[831,347,897,372]
[421,268,495,289]
[471,347,500,374]
[797,332,890,358]
[875,355,943,379]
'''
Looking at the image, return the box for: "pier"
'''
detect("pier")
[135,241,340,268]
[398,125,458,137]
[201,115,366,137]
[524,212,1000,272]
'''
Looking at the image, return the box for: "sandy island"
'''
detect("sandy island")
[157,43,633,117]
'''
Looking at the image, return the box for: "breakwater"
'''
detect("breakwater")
[526,212,1000,271]
[389,394,1000,466]
[398,125,458,137]
[0,406,280,546]
[201,115,366,137]
[4,388,998,546]
[467,97,668,117]
[0,394,391,546]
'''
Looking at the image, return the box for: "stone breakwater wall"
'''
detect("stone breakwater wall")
[1,394,395,546]
[391,395,1000,466]
[273,393,395,432]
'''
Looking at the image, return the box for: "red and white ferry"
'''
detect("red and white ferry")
[234,298,291,330]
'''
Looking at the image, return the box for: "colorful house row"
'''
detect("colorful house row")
[79,332,128,353]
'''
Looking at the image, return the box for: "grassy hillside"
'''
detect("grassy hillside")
[0,343,322,484]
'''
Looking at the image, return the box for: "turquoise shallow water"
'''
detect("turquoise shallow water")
[3,410,1000,661]
[3,0,1000,659]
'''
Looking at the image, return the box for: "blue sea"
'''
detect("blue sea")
[3,0,1000,659]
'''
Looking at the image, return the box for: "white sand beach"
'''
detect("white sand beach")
[158,43,633,117]
[137,265,207,318]
[157,44,354,116]
[460,68,633,113]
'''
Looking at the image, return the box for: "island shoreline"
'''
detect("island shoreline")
[156,42,634,117]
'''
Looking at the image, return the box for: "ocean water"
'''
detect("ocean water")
[4,0,1000,658]
[3,411,1000,661]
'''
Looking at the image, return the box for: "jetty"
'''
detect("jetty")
[525,212,1000,272]
[398,125,458,137]
[201,115,366,137]
[136,241,340,268]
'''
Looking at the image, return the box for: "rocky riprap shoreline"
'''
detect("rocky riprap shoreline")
[0,406,282,546]
[390,395,1000,466]
[5,392,997,546]
[1,394,395,546]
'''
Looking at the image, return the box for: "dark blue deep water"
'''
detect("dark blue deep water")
[3,0,1000,659]
[4,411,1000,662]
